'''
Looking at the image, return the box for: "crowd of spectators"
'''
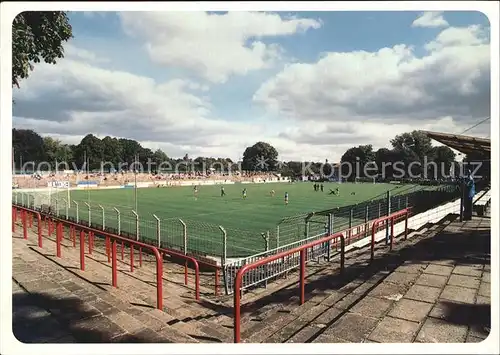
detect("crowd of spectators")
[12,170,280,189]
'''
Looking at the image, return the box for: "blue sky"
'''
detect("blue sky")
[13,10,491,161]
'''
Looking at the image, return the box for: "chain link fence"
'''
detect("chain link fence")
[13,183,461,295]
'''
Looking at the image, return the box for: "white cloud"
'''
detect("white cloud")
[412,11,449,28]
[119,11,321,83]
[425,25,487,51]
[13,55,271,161]
[64,43,110,64]
[253,25,490,128]
[13,16,490,163]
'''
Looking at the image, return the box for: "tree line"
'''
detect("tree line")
[12,128,463,180]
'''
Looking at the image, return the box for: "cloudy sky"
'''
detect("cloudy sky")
[13,10,491,162]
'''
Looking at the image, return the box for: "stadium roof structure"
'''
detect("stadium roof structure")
[421,130,491,157]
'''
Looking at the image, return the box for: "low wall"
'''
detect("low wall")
[346,197,461,252]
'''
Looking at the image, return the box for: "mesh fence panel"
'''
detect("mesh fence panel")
[182,220,224,257]
[226,227,267,257]
[139,218,158,245]
[159,218,185,253]
[275,214,309,248]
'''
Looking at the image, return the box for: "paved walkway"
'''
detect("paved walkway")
[320,215,491,343]
[12,213,490,343]
[11,235,199,343]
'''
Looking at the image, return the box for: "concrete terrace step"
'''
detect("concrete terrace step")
[88,235,217,297]
[14,212,488,343]
[245,215,491,343]
[12,238,198,343]
[13,228,233,342]
[218,218,448,309]
[234,217,457,343]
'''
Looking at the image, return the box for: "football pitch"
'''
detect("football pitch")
[49,182,430,258]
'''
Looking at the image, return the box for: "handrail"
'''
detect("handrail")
[159,247,200,301]
[14,204,204,301]
[13,205,43,247]
[13,205,164,311]
[233,231,345,343]
[53,216,165,311]
[370,208,410,261]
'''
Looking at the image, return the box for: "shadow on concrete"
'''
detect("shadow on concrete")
[12,290,171,343]
[440,301,491,338]
[199,215,490,328]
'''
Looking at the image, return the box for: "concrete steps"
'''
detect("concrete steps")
[13,225,233,342]
[233,216,457,343]
[13,211,487,344]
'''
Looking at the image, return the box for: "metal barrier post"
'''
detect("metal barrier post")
[22,210,27,239]
[179,219,187,254]
[378,202,381,218]
[54,198,59,217]
[37,212,43,248]
[80,230,85,271]
[12,207,16,233]
[405,195,409,209]
[112,239,118,287]
[276,225,280,249]
[220,226,228,295]
[326,213,333,261]
[304,213,312,239]
[340,235,345,272]
[62,198,68,219]
[364,205,369,238]
[99,205,105,229]
[21,193,25,206]
[404,210,409,240]
[348,208,353,243]
[130,243,135,272]
[84,202,91,227]
[389,217,395,251]
[179,218,188,286]
[56,222,62,258]
[300,249,306,305]
[153,214,160,247]
[262,232,270,288]
[132,210,139,241]
[385,191,391,244]
[73,201,79,223]
[114,207,121,235]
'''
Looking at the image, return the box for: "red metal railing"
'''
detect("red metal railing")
[14,204,221,297]
[233,231,345,343]
[159,247,200,300]
[370,208,410,262]
[13,206,164,310]
[13,205,203,305]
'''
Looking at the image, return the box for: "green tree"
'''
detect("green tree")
[152,149,169,172]
[12,11,73,88]
[74,134,104,171]
[340,144,376,181]
[118,138,142,166]
[390,131,434,177]
[242,142,279,171]
[429,146,456,179]
[42,136,61,164]
[12,129,45,170]
[101,136,123,169]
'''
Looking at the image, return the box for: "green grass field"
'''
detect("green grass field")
[30,181,433,258]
